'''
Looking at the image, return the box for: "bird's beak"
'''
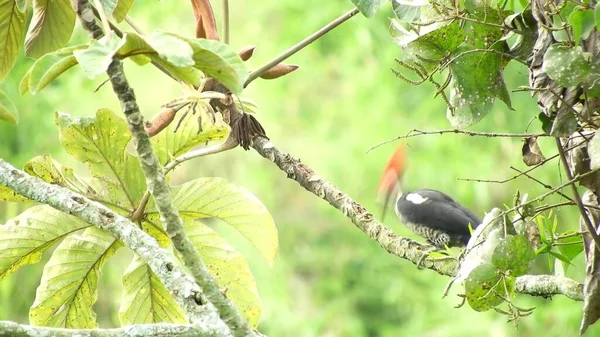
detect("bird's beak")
[376,144,406,222]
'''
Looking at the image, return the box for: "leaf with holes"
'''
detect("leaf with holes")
[447,46,510,128]
[118,253,186,325]
[0,206,90,281]
[464,263,509,312]
[0,89,18,125]
[22,44,87,95]
[56,109,146,209]
[25,0,75,58]
[185,217,261,326]
[0,0,27,80]
[491,235,535,276]
[147,178,278,265]
[30,227,121,328]
[24,155,95,196]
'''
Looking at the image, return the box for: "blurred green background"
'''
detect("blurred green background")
[0,1,596,336]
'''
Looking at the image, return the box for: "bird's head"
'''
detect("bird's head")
[377,144,406,221]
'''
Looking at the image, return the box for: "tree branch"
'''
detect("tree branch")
[0,160,227,331]
[0,321,221,337]
[76,2,254,336]
[243,8,360,87]
[251,136,584,301]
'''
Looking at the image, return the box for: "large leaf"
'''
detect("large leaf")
[185,218,261,327]
[113,0,135,23]
[30,227,121,328]
[175,36,248,95]
[0,206,90,280]
[24,0,75,59]
[351,0,387,18]
[119,253,186,325]
[22,44,87,95]
[447,45,511,128]
[152,100,229,165]
[74,33,126,79]
[0,0,26,80]
[24,155,96,196]
[0,89,18,124]
[56,109,146,208]
[147,178,278,265]
[117,31,195,68]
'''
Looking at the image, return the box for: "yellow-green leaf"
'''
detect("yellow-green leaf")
[113,0,135,23]
[0,89,18,125]
[0,0,27,81]
[25,44,86,94]
[0,206,90,280]
[25,0,75,59]
[0,185,29,202]
[185,218,261,327]
[30,227,121,328]
[24,155,95,196]
[152,100,229,165]
[148,178,278,265]
[56,109,146,208]
[118,253,186,325]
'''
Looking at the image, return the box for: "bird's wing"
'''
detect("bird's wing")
[397,191,480,236]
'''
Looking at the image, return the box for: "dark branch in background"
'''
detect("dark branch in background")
[0,321,221,337]
[367,129,547,153]
[0,160,225,329]
[555,138,600,251]
[250,137,583,301]
[243,7,360,87]
[76,2,255,336]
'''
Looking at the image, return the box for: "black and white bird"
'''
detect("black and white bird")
[377,145,481,248]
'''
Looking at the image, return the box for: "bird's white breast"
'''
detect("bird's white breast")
[405,193,429,205]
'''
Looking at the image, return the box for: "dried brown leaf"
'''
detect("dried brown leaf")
[259,64,299,80]
[522,137,545,166]
[238,46,256,61]
[190,0,219,40]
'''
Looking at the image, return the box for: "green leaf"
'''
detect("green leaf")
[556,230,584,268]
[542,45,590,87]
[97,0,117,16]
[174,35,249,95]
[185,218,261,327]
[19,70,30,95]
[152,101,229,165]
[351,0,386,18]
[16,0,31,12]
[392,0,428,22]
[0,89,18,125]
[447,46,510,128]
[56,109,146,208]
[74,33,126,79]
[0,206,90,280]
[464,263,505,312]
[24,0,76,59]
[595,3,600,31]
[24,44,86,94]
[119,253,186,325]
[30,227,121,328]
[491,234,535,276]
[113,0,135,23]
[568,7,595,44]
[147,178,278,265]
[24,155,95,196]
[147,55,204,86]
[0,0,27,81]
[117,31,195,68]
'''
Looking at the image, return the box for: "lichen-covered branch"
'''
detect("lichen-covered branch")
[0,321,221,337]
[251,136,584,301]
[0,159,228,332]
[76,2,255,336]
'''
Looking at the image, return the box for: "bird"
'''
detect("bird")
[377,144,481,248]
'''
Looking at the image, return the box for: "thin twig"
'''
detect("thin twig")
[555,138,600,251]
[243,8,360,87]
[222,0,230,44]
[367,129,546,153]
[509,166,573,202]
